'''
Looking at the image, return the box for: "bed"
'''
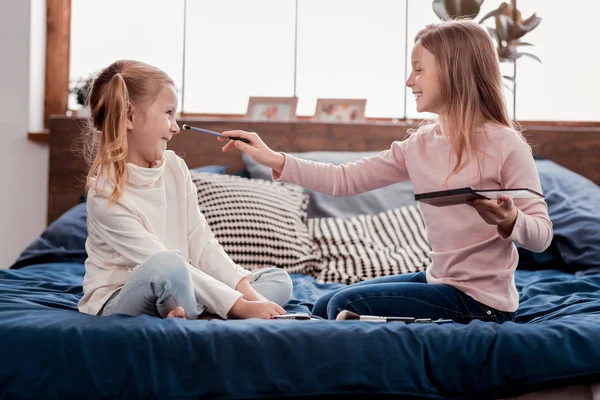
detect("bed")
[1,117,599,399]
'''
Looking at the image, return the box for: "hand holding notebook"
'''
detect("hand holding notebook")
[415,187,543,207]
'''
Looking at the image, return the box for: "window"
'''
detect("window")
[70,0,184,110]
[509,0,600,121]
[68,0,599,121]
[295,0,406,118]
[183,0,296,114]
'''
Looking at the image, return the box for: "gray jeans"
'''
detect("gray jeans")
[100,250,293,318]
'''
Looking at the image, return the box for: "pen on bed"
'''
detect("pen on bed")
[182,124,251,144]
[336,310,406,322]
[352,315,419,323]
[336,310,453,324]
[271,313,312,320]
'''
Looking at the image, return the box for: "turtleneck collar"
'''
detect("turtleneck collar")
[126,156,166,186]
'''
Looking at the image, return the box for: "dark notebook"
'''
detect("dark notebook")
[414,187,544,207]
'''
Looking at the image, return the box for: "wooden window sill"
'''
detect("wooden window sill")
[28,130,50,142]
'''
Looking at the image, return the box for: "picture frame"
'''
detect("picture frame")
[245,96,298,121]
[313,98,367,122]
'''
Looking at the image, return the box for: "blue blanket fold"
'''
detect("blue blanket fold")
[1,263,600,399]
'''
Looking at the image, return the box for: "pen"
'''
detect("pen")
[336,310,453,324]
[182,124,251,144]
[271,313,312,320]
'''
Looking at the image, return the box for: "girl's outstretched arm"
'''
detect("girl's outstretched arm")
[220,130,412,197]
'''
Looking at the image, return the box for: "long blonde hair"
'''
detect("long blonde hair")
[414,20,520,184]
[84,60,174,203]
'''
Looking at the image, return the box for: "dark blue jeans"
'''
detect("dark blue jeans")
[313,272,515,324]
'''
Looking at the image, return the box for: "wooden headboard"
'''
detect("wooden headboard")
[48,116,600,224]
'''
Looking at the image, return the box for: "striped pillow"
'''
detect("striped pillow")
[308,206,431,284]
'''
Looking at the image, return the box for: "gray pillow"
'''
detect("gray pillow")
[242,151,416,218]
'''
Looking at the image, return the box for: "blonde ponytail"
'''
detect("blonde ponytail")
[83,60,173,204]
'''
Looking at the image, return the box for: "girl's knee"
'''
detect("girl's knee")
[138,251,188,282]
[326,290,353,319]
[274,269,294,305]
[259,268,293,306]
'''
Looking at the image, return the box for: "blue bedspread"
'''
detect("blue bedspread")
[1,263,600,399]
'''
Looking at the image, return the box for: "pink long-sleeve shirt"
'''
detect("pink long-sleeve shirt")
[274,123,553,312]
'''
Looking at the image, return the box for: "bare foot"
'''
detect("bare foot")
[166,306,186,319]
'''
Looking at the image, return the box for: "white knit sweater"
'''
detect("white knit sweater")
[78,150,250,318]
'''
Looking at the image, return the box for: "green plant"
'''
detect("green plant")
[69,75,94,107]
[431,0,542,65]
[479,1,542,63]
[432,0,484,20]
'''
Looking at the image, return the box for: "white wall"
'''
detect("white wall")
[0,0,48,268]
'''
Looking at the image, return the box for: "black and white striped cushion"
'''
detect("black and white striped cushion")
[191,172,322,274]
[308,206,432,284]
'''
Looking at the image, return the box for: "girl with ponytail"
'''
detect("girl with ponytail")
[79,60,292,320]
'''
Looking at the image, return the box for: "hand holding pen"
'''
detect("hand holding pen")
[182,124,251,144]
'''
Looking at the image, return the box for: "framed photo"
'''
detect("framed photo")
[245,97,298,121]
[313,98,367,122]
